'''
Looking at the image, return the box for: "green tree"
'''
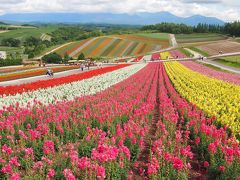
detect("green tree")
[1,38,21,47]
[42,53,62,64]
[78,53,85,60]
[63,53,71,64]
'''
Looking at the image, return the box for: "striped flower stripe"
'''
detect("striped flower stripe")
[101,38,122,57]
[160,51,172,60]
[80,37,107,57]
[181,61,240,85]
[0,64,146,109]
[151,53,161,61]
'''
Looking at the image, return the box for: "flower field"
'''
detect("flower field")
[0,66,80,82]
[0,61,239,179]
[165,61,240,135]
[55,34,169,58]
[181,61,240,85]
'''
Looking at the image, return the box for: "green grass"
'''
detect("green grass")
[134,33,169,41]
[176,33,227,43]
[215,56,240,68]
[178,48,193,57]
[0,46,24,55]
[189,47,209,57]
[0,26,58,43]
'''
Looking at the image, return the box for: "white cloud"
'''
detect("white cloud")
[0,0,239,21]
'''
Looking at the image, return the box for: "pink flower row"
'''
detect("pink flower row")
[181,61,240,85]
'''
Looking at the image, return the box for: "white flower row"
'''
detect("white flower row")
[0,64,146,109]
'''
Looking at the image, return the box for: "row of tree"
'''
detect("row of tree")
[42,52,85,64]
[141,21,240,36]
[0,58,22,67]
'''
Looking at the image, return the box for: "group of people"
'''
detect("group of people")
[80,61,91,71]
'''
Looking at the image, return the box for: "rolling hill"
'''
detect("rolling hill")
[55,33,169,58]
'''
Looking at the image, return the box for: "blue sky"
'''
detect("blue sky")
[0,0,239,21]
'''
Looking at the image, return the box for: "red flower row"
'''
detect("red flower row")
[0,64,129,96]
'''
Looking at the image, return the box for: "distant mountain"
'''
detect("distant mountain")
[0,12,225,26]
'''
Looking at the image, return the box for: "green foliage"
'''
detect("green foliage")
[142,21,240,37]
[178,48,193,57]
[189,47,209,57]
[124,138,139,161]
[142,23,193,34]
[224,21,240,37]
[78,141,96,157]
[78,53,85,60]
[42,52,62,64]
[0,58,22,67]
[1,38,21,47]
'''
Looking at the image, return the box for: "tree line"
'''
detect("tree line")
[141,21,240,36]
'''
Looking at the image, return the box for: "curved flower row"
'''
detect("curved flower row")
[0,64,129,96]
[0,64,146,109]
[0,66,79,82]
[164,61,240,134]
[181,61,240,85]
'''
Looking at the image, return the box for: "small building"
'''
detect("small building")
[0,51,7,59]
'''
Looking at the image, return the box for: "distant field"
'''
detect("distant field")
[134,33,169,40]
[215,56,240,68]
[176,33,227,44]
[0,26,57,42]
[197,40,240,56]
[55,34,169,58]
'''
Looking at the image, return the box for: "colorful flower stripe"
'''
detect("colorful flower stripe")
[132,56,143,62]
[181,61,240,85]
[0,66,79,82]
[170,50,187,59]
[160,51,172,60]
[66,39,89,56]
[164,61,240,134]
[0,66,42,74]
[151,53,160,61]
[0,64,145,108]
[0,64,129,96]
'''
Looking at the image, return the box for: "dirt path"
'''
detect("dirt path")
[169,34,178,48]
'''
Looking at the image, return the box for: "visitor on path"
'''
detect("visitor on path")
[46,69,54,76]
[80,63,85,71]
[87,61,90,70]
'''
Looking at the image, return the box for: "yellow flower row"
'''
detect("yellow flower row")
[160,51,172,60]
[164,61,240,135]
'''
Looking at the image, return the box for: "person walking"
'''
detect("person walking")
[46,69,54,76]
[80,63,85,71]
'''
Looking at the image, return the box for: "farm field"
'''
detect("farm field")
[176,33,227,44]
[55,34,169,58]
[133,33,169,40]
[197,40,240,55]
[0,61,239,179]
[214,56,240,68]
[0,26,58,42]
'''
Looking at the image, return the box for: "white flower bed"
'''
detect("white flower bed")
[0,64,146,109]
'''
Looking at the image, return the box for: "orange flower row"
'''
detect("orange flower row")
[0,66,79,82]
